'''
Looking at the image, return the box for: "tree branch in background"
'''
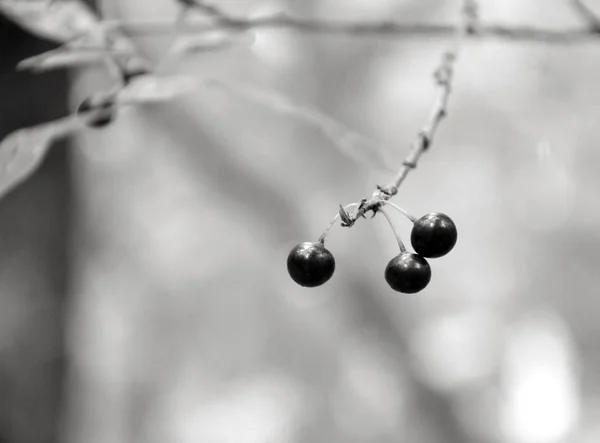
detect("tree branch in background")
[571,0,600,31]
[175,0,229,20]
[205,79,396,173]
[102,4,600,44]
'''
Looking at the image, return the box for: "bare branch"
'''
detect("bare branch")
[337,49,457,224]
[101,14,600,44]
[325,0,473,230]
[571,0,600,31]
[382,50,455,197]
[206,79,395,173]
[175,0,230,21]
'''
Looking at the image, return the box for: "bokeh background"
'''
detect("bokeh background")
[1,0,600,442]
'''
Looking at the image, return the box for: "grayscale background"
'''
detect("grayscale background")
[0,0,599,442]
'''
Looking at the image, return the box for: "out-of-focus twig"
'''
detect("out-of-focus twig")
[206,79,396,173]
[102,14,600,43]
[570,0,600,31]
[175,0,230,21]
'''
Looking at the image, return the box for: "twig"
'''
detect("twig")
[381,51,455,197]
[571,0,600,31]
[380,4,467,194]
[206,78,395,172]
[101,15,600,43]
[176,0,230,21]
[333,0,472,229]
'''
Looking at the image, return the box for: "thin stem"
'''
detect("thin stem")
[342,0,473,225]
[571,0,600,31]
[383,52,453,195]
[206,79,394,173]
[379,207,407,253]
[181,0,232,21]
[100,16,600,43]
[382,201,417,223]
[318,203,359,244]
[383,1,470,197]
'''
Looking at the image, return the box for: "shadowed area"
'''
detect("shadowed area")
[0,13,71,443]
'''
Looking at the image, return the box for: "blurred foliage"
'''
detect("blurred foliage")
[1,1,600,443]
[0,12,70,443]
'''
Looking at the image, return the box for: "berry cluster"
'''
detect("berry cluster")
[385,212,457,293]
[287,211,457,294]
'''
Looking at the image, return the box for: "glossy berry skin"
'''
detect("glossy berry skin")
[287,242,335,287]
[411,212,457,258]
[385,252,431,294]
[77,97,115,128]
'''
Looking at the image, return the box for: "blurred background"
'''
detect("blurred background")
[1,0,600,442]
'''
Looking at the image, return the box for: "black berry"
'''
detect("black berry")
[411,212,457,258]
[385,252,431,294]
[77,97,115,128]
[287,242,335,287]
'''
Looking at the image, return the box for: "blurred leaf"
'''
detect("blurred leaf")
[0,116,84,200]
[206,79,395,172]
[168,30,246,56]
[175,0,225,18]
[17,46,133,72]
[115,74,199,104]
[0,0,102,43]
[0,0,151,76]
[175,0,200,9]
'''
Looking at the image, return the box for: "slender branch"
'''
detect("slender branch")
[334,0,471,228]
[571,0,600,31]
[206,79,395,172]
[387,0,470,191]
[381,2,469,195]
[102,14,600,43]
[382,50,455,197]
[176,0,230,21]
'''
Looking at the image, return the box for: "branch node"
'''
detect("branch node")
[376,184,396,198]
[356,198,373,219]
[339,204,354,227]
[571,0,600,33]
[418,131,432,150]
[463,0,480,34]
[435,67,452,86]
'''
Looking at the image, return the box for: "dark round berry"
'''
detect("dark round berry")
[385,252,431,294]
[411,212,457,258]
[287,241,335,288]
[77,97,115,128]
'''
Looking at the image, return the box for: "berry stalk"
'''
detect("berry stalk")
[381,201,417,223]
[378,207,407,253]
[317,202,359,244]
